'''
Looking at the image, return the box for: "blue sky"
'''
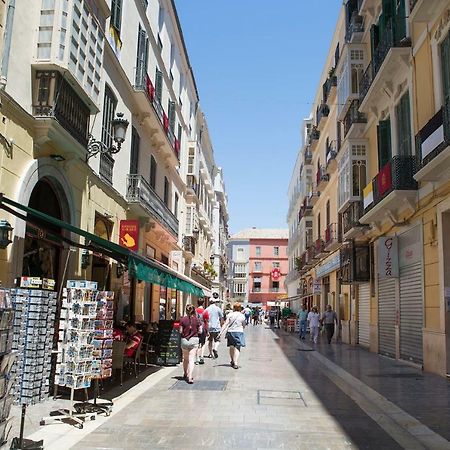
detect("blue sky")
[176,1,341,234]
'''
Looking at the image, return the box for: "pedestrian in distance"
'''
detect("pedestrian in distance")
[179,304,201,384]
[243,305,251,325]
[252,308,259,326]
[298,305,308,340]
[307,306,320,344]
[195,298,209,365]
[321,304,338,344]
[222,302,246,369]
[205,298,224,359]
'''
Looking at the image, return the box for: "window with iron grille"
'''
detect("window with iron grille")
[136,24,149,87]
[101,85,117,149]
[150,155,157,189]
[155,68,163,102]
[130,127,140,175]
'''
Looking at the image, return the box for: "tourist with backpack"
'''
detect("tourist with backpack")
[195,298,209,365]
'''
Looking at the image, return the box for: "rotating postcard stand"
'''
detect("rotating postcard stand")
[73,291,115,417]
[10,279,58,450]
[40,281,99,428]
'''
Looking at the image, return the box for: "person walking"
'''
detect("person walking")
[205,299,223,359]
[252,308,259,326]
[307,306,320,344]
[321,304,338,344]
[195,298,209,365]
[222,302,246,369]
[243,305,251,325]
[298,305,308,340]
[179,304,201,384]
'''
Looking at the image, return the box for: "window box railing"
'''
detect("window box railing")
[182,235,196,254]
[316,165,330,189]
[346,11,364,43]
[340,241,370,284]
[342,201,364,236]
[326,140,338,170]
[134,72,180,159]
[323,74,338,104]
[415,98,450,170]
[126,174,179,237]
[252,287,261,293]
[324,223,339,249]
[304,149,313,165]
[314,238,328,259]
[308,126,320,144]
[364,155,418,213]
[316,103,330,128]
[343,99,367,137]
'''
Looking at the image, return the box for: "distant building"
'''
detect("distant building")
[227,229,288,309]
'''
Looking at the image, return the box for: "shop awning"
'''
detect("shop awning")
[0,194,207,297]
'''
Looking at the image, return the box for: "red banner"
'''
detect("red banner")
[119,220,139,251]
[377,162,392,197]
[271,268,281,280]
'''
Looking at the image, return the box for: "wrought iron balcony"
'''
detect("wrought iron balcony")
[324,223,340,252]
[304,149,313,165]
[316,166,330,190]
[133,72,180,160]
[182,235,196,255]
[316,103,330,130]
[314,238,328,260]
[126,174,179,237]
[299,205,313,221]
[99,153,114,185]
[308,126,321,152]
[359,18,411,109]
[33,71,90,148]
[342,201,366,239]
[343,99,367,139]
[186,174,199,196]
[414,99,450,182]
[323,73,338,105]
[346,10,364,43]
[308,185,320,206]
[361,155,417,224]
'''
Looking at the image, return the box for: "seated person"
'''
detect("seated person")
[124,321,142,357]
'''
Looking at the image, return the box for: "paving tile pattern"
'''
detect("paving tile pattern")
[70,326,401,449]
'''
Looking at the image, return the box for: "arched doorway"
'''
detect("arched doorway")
[23,179,64,283]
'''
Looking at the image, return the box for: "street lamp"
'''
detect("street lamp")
[0,220,13,249]
[86,112,129,162]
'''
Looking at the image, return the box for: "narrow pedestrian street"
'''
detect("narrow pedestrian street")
[25,325,446,450]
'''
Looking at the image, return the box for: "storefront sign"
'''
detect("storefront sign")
[119,220,139,251]
[398,226,421,267]
[271,268,281,280]
[313,279,321,294]
[315,254,340,278]
[378,236,398,278]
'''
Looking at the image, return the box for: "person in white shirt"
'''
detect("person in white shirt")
[307,306,321,344]
[222,302,246,369]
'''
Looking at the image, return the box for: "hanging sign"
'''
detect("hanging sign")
[378,236,399,278]
[119,220,139,251]
[271,268,281,280]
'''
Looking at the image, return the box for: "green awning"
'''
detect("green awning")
[128,255,205,297]
[0,194,205,296]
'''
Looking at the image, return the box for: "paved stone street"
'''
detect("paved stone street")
[60,324,441,450]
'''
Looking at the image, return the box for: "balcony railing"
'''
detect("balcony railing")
[415,99,450,170]
[340,241,370,284]
[316,165,330,188]
[324,223,340,250]
[346,11,364,43]
[126,174,179,237]
[316,103,330,128]
[299,205,313,221]
[99,153,114,185]
[134,72,180,160]
[343,99,367,137]
[365,155,418,213]
[323,74,338,104]
[182,235,196,254]
[359,18,410,104]
[304,149,313,165]
[314,238,328,259]
[342,201,364,236]
[308,126,320,145]
[270,288,280,293]
[33,71,90,147]
[326,140,338,169]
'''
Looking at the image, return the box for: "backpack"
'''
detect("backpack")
[196,308,205,335]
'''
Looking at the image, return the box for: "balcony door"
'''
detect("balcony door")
[377,119,392,169]
[396,91,412,157]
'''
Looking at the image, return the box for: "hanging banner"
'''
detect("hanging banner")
[119,220,139,251]
[378,236,399,279]
[271,268,281,280]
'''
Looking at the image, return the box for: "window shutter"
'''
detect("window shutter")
[155,69,163,102]
[377,119,392,169]
[441,32,450,103]
[370,24,379,60]
[136,26,148,86]
[168,100,175,132]
[150,155,157,189]
[394,0,407,43]
[130,127,140,174]
[111,0,122,33]
[396,91,412,156]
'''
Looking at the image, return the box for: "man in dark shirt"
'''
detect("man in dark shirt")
[321,305,338,344]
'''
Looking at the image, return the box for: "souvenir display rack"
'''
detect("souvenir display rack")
[0,288,15,447]
[74,290,114,416]
[41,281,98,428]
[10,280,57,450]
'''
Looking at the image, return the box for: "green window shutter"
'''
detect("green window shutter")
[168,100,175,132]
[111,0,122,33]
[136,25,148,86]
[155,69,163,102]
[396,91,412,156]
[394,0,407,43]
[441,32,450,102]
[377,119,392,169]
[370,24,379,60]
[130,127,140,175]
[150,155,157,189]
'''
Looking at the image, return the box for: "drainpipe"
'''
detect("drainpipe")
[0,0,16,90]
